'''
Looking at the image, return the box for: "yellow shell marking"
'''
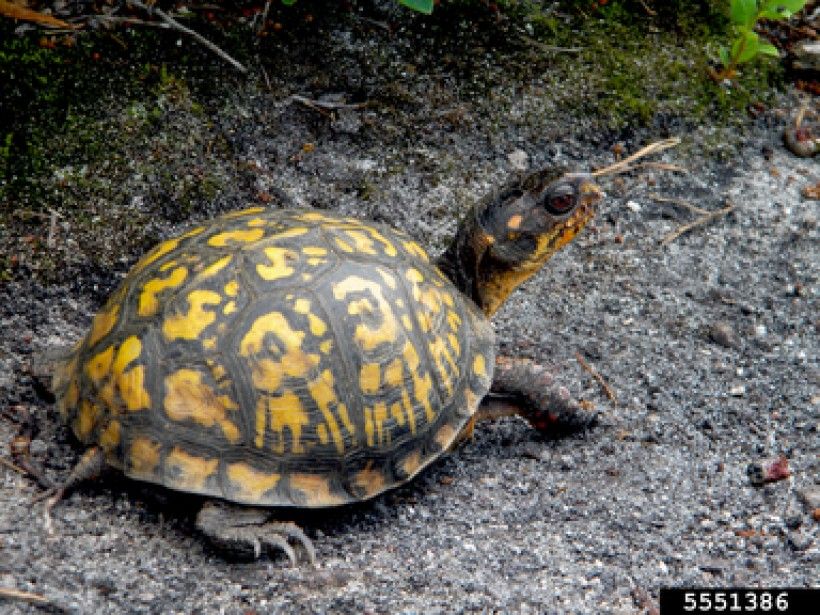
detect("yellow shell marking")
[256,246,297,282]
[164,369,241,443]
[400,450,422,477]
[138,266,188,317]
[165,447,218,491]
[226,462,281,501]
[222,206,266,219]
[224,280,239,297]
[289,473,343,506]
[352,462,386,498]
[373,401,389,445]
[132,237,180,274]
[403,341,436,423]
[306,369,347,453]
[162,290,222,341]
[74,400,100,441]
[196,254,232,280]
[403,240,430,262]
[87,303,120,348]
[333,276,399,352]
[207,228,264,247]
[129,437,162,479]
[99,420,121,452]
[390,401,405,427]
[85,346,115,385]
[293,298,328,336]
[428,336,458,396]
[301,246,327,257]
[359,362,381,395]
[113,336,151,412]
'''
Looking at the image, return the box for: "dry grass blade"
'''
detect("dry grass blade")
[575,352,617,403]
[660,201,736,246]
[0,0,74,29]
[0,586,65,612]
[0,456,28,475]
[593,138,682,178]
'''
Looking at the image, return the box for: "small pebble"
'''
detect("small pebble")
[786,529,813,551]
[753,324,767,338]
[507,149,529,171]
[796,486,820,511]
[730,385,746,397]
[625,200,641,213]
[709,321,738,348]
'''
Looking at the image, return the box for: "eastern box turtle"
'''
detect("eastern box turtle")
[45,168,602,563]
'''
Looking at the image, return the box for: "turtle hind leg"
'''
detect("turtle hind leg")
[195,500,316,566]
[41,446,106,533]
[486,356,598,435]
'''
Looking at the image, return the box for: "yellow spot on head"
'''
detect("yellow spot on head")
[164,447,219,491]
[226,462,281,502]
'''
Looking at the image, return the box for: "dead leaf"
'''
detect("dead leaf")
[0,0,75,29]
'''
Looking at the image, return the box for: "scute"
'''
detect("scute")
[54,208,496,507]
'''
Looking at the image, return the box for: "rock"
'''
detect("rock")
[709,321,738,348]
[796,486,820,511]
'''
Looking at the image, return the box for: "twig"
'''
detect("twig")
[637,0,657,16]
[660,201,736,246]
[127,0,247,73]
[0,587,62,611]
[521,35,583,53]
[593,137,681,178]
[648,193,708,215]
[0,456,27,476]
[575,352,617,403]
[47,209,58,249]
[258,0,272,34]
[288,95,369,114]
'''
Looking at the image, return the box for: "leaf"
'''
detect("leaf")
[281,0,297,5]
[760,0,808,19]
[399,0,434,15]
[731,30,760,64]
[729,0,758,27]
[719,46,731,67]
[757,41,780,57]
[0,0,74,29]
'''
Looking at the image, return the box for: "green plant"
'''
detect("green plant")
[399,0,434,13]
[713,0,807,79]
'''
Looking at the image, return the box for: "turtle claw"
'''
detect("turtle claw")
[196,501,316,566]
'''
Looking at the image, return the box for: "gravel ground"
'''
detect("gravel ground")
[1,6,818,614]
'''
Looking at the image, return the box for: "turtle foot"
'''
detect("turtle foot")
[196,500,316,566]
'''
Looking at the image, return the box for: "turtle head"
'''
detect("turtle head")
[437,169,602,316]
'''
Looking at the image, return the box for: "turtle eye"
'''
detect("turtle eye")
[544,190,576,215]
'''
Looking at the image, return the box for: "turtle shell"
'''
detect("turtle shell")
[52,208,495,507]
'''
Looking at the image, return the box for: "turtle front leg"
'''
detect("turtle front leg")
[195,501,316,566]
[482,356,597,434]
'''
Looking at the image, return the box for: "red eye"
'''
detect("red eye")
[546,193,575,215]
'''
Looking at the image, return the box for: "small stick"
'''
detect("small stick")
[575,352,617,403]
[289,95,369,111]
[47,209,58,249]
[660,201,736,246]
[521,35,584,53]
[127,0,247,73]
[258,0,272,34]
[0,456,27,476]
[637,0,657,16]
[593,137,681,178]
[649,193,708,215]
[0,587,60,611]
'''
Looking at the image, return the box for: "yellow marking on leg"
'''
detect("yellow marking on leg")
[129,437,162,479]
[400,450,422,477]
[162,290,222,341]
[164,447,218,491]
[289,473,343,506]
[226,462,281,502]
[164,369,240,443]
[256,246,297,281]
[307,369,346,453]
[207,228,264,247]
[434,424,456,449]
[359,362,381,394]
[138,266,188,317]
[99,420,121,452]
[352,461,386,498]
[87,304,120,347]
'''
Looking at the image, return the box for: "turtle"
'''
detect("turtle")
[42,167,602,564]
